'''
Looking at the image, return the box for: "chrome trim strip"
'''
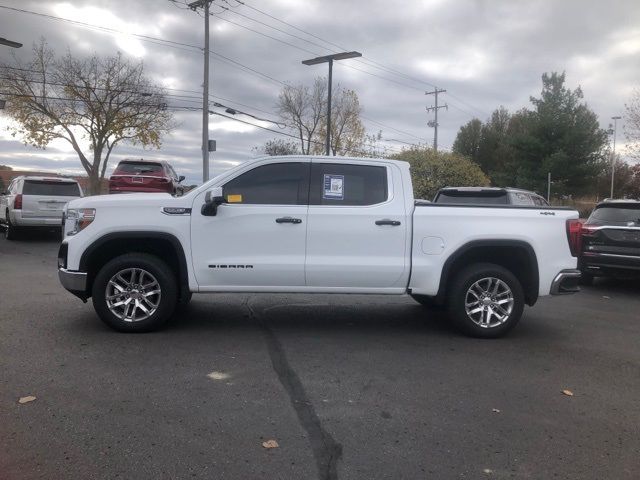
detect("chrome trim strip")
[583,252,640,260]
[161,207,192,216]
[583,225,640,231]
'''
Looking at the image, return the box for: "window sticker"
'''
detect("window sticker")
[323,174,344,200]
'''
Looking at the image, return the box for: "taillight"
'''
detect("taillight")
[14,194,22,209]
[566,219,582,257]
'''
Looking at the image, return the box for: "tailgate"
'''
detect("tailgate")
[110,175,166,187]
[21,180,81,218]
[583,227,640,256]
[22,195,77,218]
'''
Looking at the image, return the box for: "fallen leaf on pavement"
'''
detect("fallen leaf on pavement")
[562,389,574,396]
[18,396,36,404]
[262,440,279,449]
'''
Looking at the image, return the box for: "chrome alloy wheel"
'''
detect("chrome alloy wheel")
[105,268,161,322]
[464,277,514,328]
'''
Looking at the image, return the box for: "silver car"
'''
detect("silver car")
[1,176,83,240]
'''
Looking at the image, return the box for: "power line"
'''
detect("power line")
[0,5,202,53]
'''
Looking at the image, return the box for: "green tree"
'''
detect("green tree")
[391,146,490,199]
[0,41,174,194]
[452,118,482,164]
[511,72,607,195]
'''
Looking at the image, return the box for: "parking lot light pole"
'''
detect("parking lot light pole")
[0,38,22,48]
[610,115,622,199]
[302,51,362,156]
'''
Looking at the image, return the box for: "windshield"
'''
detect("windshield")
[588,204,640,225]
[115,162,163,174]
[23,180,80,196]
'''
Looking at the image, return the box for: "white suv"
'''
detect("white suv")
[1,176,83,240]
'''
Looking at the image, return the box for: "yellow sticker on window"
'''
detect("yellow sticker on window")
[226,194,243,203]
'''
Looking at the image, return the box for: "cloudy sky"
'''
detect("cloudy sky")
[0,0,638,184]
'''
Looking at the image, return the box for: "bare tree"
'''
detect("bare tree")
[624,88,640,159]
[314,87,365,156]
[0,40,174,194]
[276,77,326,155]
[252,138,300,156]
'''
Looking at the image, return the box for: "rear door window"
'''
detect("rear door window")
[22,181,80,196]
[309,163,388,206]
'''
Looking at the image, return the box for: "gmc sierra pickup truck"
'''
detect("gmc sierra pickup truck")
[58,155,581,337]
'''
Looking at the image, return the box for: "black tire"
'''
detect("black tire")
[176,291,193,311]
[447,262,525,338]
[579,271,594,286]
[91,253,178,332]
[4,213,19,241]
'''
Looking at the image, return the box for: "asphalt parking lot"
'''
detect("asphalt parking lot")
[1,231,639,480]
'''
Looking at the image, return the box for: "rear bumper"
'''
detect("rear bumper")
[550,269,581,295]
[58,268,88,302]
[11,210,63,227]
[580,252,640,274]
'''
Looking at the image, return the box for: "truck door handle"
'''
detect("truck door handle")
[275,217,302,224]
[375,219,401,226]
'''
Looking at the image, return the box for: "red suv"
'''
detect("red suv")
[109,160,185,195]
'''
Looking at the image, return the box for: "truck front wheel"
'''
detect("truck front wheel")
[448,263,524,338]
[91,253,178,332]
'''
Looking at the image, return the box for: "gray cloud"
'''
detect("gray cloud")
[0,0,638,185]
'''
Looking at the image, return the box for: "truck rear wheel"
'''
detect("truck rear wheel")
[91,253,178,332]
[447,263,524,338]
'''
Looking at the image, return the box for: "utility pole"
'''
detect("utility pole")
[610,115,621,199]
[425,88,447,152]
[302,51,362,155]
[188,0,213,183]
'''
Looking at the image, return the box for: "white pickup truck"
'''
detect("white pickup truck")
[58,155,581,337]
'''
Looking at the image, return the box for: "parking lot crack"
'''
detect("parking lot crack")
[244,298,343,480]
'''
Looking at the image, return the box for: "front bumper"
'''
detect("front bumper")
[550,269,581,295]
[58,268,88,302]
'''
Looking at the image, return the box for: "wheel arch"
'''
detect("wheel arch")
[79,231,190,301]
[436,240,539,306]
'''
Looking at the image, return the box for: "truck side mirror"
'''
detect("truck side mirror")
[201,186,224,216]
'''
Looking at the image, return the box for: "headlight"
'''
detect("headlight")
[66,208,96,236]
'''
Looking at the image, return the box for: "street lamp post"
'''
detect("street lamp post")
[0,38,22,48]
[610,115,622,199]
[302,51,362,156]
